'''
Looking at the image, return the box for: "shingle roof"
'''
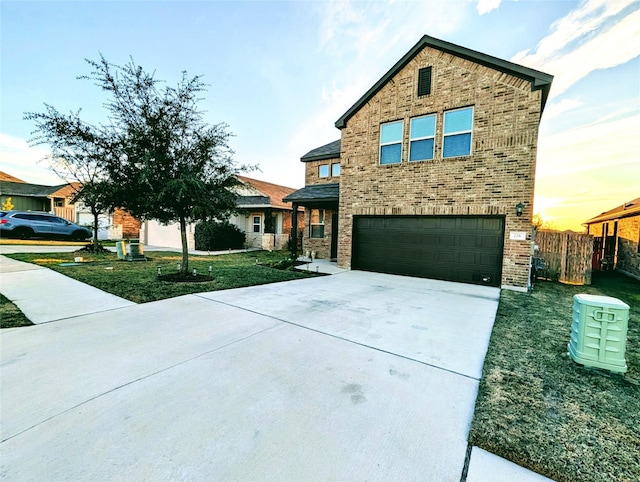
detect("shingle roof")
[335,34,554,129]
[0,180,70,198]
[236,176,300,210]
[283,183,339,204]
[300,139,341,162]
[584,197,640,224]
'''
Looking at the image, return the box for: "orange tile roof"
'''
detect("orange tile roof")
[0,171,26,183]
[237,176,300,210]
[49,182,82,200]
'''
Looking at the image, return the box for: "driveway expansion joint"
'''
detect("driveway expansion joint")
[194,293,481,382]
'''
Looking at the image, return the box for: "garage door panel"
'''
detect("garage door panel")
[459,235,478,247]
[352,215,504,287]
[459,217,479,230]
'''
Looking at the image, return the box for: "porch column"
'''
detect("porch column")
[291,203,298,259]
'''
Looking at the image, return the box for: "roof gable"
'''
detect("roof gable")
[236,176,300,210]
[335,34,553,129]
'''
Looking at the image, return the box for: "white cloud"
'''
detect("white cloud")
[293,0,470,158]
[0,133,63,185]
[476,0,502,15]
[543,98,585,119]
[535,111,640,230]
[513,0,640,97]
[537,112,640,178]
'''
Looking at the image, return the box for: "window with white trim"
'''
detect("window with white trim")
[252,215,261,233]
[409,114,436,162]
[379,120,403,165]
[319,165,329,178]
[443,107,473,158]
[310,209,325,238]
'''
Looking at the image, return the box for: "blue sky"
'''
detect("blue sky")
[1,0,638,231]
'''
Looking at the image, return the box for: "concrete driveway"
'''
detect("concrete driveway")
[1,266,499,481]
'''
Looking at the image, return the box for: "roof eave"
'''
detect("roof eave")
[584,208,640,225]
[300,153,341,163]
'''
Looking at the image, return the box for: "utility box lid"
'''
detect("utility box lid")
[573,294,629,310]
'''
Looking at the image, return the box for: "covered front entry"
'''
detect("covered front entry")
[352,215,505,287]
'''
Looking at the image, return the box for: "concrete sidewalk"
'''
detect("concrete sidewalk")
[0,251,552,481]
[0,256,134,324]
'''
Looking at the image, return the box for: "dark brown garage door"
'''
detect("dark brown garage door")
[352,216,505,286]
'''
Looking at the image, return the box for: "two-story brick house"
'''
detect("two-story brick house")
[285,35,553,291]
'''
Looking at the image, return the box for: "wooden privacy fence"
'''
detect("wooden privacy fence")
[54,207,75,222]
[535,230,593,285]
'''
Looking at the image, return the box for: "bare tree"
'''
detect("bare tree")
[25,105,116,252]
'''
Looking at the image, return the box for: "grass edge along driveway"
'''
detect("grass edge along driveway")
[4,250,318,304]
[470,271,639,482]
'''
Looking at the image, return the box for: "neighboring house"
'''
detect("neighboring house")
[0,172,139,240]
[74,203,141,240]
[0,178,79,220]
[284,35,553,291]
[141,176,303,251]
[584,197,640,280]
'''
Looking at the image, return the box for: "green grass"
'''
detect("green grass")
[0,294,34,328]
[470,272,640,482]
[5,250,317,304]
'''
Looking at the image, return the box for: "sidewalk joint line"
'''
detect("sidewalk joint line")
[0,324,279,444]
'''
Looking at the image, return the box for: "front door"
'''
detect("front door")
[330,212,339,260]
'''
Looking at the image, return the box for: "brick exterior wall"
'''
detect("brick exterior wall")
[617,216,640,279]
[304,158,341,186]
[335,46,543,289]
[113,208,141,239]
[589,217,640,280]
[302,208,337,259]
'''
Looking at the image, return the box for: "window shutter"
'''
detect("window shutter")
[417,67,432,96]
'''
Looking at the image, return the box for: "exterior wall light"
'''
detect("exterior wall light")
[516,202,525,217]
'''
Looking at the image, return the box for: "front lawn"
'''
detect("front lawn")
[0,294,34,328]
[470,272,639,482]
[5,250,316,304]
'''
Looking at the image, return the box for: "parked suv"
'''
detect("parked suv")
[0,211,92,240]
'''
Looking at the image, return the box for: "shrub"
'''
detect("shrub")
[195,221,245,251]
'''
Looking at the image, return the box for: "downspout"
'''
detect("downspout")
[291,203,298,259]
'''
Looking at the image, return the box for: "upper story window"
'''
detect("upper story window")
[443,107,473,158]
[409,114,436,162]
[319,165,329,178]
[417,67,432,96]
[380,120,403,165]
[310,209,325,238]
[331,163,341,177]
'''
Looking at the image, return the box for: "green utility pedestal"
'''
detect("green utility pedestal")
[126,243,146,261]
[568,294,629,373]
[115,241,126,260]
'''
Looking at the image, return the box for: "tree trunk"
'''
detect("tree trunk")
[179,216,189,275]
[92,208,100,253]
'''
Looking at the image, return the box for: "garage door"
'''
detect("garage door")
[352,216,505,286]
